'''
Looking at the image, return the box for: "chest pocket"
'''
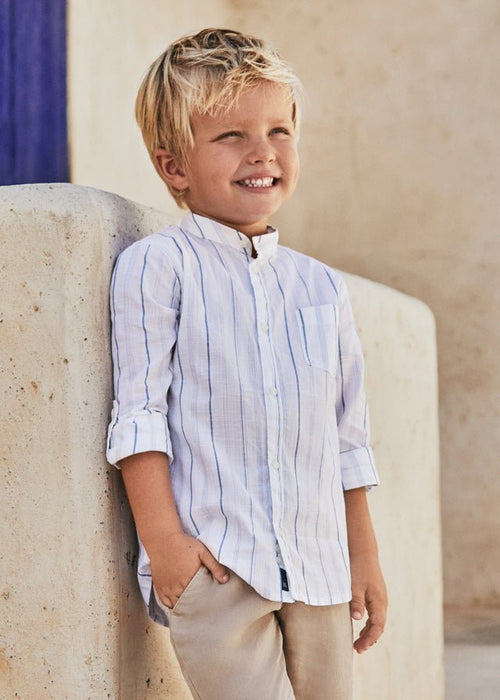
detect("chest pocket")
[296,304,338,374]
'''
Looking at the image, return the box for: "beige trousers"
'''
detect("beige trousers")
[155,566,353,700]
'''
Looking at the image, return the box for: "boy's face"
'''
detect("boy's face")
[158,83,299,237]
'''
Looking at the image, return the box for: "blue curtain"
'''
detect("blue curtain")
[0,0,68,185]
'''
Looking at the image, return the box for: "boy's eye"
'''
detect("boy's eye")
[215,131,242,140]
[270,127,291,136]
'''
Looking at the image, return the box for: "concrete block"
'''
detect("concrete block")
[346,275,443,699]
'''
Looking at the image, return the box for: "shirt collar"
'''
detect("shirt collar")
[181,212,279,260]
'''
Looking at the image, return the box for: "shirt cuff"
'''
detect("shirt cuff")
[340,445,380,490]
[106,403,173,467]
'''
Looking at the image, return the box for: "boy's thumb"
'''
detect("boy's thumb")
[350,596,365,621]
[200,548,230,584]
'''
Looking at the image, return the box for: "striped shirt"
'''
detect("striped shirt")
[107,212,379,624]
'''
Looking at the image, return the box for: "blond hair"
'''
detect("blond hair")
[135,28,302,206]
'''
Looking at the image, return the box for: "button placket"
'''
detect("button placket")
[249,264,284,549]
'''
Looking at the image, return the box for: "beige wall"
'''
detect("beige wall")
[68,0,500,609]
[1,184,442,698]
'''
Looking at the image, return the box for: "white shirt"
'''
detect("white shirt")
[107,213,379,624]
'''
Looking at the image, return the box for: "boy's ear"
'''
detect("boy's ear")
[154,149,189,191]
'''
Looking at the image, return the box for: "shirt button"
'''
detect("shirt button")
[271,459,280,470]
[269,386,278,396]
[260,322,269,333]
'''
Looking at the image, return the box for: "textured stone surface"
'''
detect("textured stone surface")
[345,275,442,700]
[1,184,442,698]
[0,184,188,699]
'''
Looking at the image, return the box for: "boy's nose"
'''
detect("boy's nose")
[247,139,276,164]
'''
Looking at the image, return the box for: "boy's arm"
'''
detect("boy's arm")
[107,241,229,607]
[344,487,387,653]
[120,450,229,609]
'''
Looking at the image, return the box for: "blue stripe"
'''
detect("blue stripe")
[297,308,312,366]
[170,237,185,259]
[133,421,138,452]
[270,261,309,602]
[170,273,180,307]
[322,266,339,296]
[163,233,200,532]
[338,351,345,412]
[326,431,350,580]
[314,394,333,601]
[157,234,187,293]
[176,340,200,535]
[140,246,152,410]
[180,229,229,559]
[284,249,312,305]
[211,241,257,577]
[322,268,345,411]
[335,304,345,413]
[192,212,207,238]
[331,485,350,583]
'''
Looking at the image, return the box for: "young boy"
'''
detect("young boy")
[107,28,387,700]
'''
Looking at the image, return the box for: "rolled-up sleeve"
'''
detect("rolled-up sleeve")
[106,238,180,467]
[335,277,380,490]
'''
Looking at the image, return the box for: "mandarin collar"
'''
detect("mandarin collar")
[181,212,279,260]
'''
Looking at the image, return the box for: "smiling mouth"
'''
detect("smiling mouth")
[236,177,278,188]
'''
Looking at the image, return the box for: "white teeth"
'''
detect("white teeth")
[240,177,274,188]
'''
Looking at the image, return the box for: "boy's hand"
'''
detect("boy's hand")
[150,532,230,609]
[349,553,387,654]
[118,452,230,609]
[344,486,387,654]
